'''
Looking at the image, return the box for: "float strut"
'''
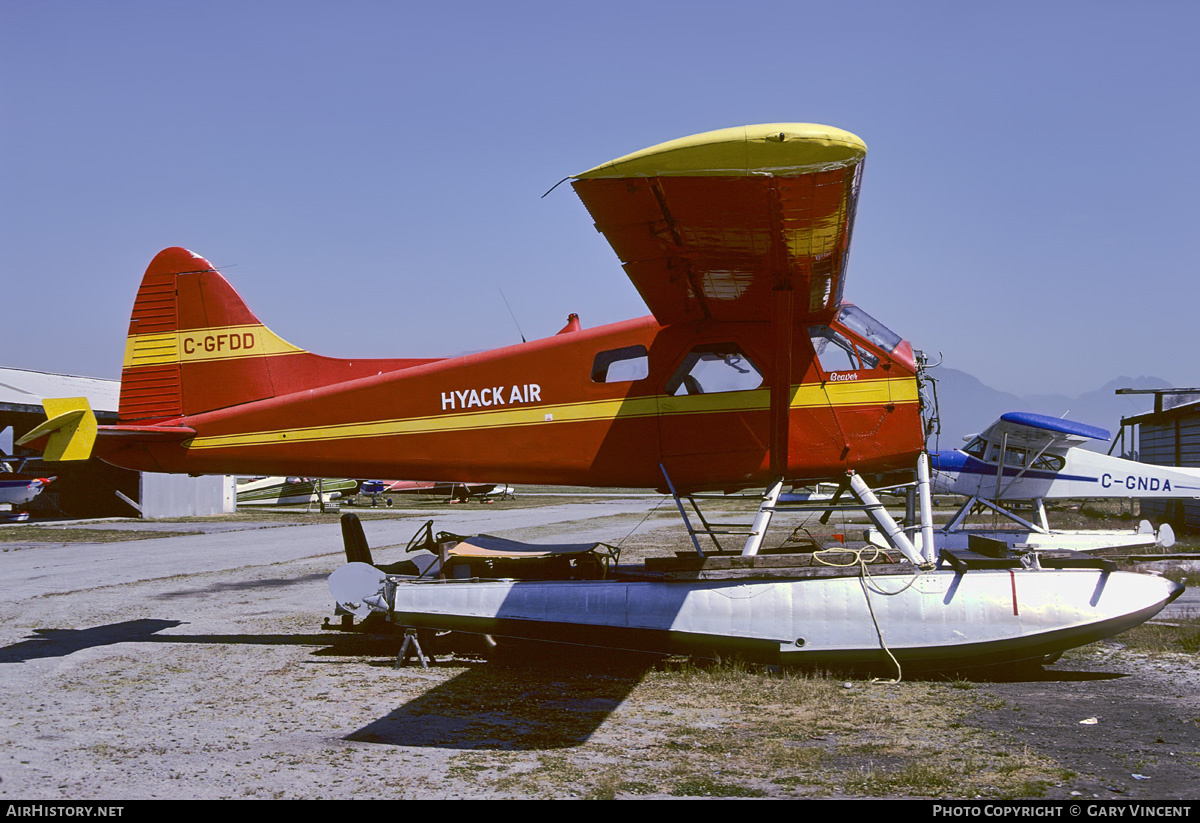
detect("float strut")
[917,452,936,564]
[847,471,926,567]
[742,479,784,557]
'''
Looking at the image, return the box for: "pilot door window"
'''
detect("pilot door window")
[808,325,879,373]
[665,344,763,396]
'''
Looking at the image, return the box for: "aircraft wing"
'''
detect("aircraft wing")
[572,124,866,325]
[980,412,1111,449]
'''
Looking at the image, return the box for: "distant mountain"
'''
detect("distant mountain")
[926,369,1172,450]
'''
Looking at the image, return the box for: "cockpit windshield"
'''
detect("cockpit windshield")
[836,305,902,354]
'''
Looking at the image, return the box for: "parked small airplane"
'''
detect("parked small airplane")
[0,456,53,520]
[379,481,512,501]
[881,410,1200,552]
[352,480,509,506]
[21,124,1181,669]
[236,476,358,507]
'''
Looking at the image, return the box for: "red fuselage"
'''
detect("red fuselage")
[98,308,923,493]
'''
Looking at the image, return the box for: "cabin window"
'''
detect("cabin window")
[1003,447,1028,468]
[984,443,1030,467]
[1031,453,1065,472]
[808,326,879,372]
[666,344,763,396]
[836,305,902,353]
[591,346,649,383]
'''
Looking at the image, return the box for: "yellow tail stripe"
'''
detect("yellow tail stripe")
[123,324,305,368]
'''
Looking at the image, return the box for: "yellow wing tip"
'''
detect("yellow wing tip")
[574,123,867,179]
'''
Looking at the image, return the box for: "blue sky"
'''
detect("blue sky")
[3,1,1196,400]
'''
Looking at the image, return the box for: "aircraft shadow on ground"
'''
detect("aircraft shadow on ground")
[0,619,186,663]
[0,618,385,663]
[151,572,330,598]
[345,644,657,750]
[0,621,646,749]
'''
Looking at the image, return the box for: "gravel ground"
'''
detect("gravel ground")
[0,504,1197,800]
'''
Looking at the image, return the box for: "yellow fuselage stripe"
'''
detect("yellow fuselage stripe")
[185,377,917,451]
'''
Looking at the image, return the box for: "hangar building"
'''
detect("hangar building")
[1116,388,1200,532]
[1,367,234,519]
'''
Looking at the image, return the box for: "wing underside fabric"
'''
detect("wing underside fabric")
[572,124,866,326]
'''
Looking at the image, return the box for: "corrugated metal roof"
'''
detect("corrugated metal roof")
[1124,400,1200,426]
[0,367,120,414]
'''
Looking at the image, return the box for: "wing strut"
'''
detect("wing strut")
[769,284,794,478]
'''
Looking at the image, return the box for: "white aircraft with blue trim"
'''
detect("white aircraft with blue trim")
[0,457,53,521]
[916,411,1200,551]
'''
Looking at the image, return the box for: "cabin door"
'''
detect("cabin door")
[657,340,770,488]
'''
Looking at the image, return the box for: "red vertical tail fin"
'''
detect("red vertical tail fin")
[119,248,305,421]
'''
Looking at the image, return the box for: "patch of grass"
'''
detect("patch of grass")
[1120,615,1200,654]
[669,774,767,797]
[487,753,590,796]
[1158,567,1191,586]
[446,762,489,778]
[1079,503,1113,521]
[583,767,656,799]
[0,526,195,543]
[583,769,622,800]
[841,754,1055,798]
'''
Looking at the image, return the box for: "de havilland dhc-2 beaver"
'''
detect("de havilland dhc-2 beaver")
[20,123,1181,671]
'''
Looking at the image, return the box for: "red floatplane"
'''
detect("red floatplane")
[21,124,1181,670]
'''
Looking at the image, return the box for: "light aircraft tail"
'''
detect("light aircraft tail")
[119,247,308,422]
[24,247,441,462]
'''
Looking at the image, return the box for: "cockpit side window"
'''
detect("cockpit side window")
[808,325,879,372]
[592,345,649,383]
[665,344,763,396]
[963,437,987,459]
[836,305,902,353]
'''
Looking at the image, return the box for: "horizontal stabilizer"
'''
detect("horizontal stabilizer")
[16,398,97,461]
[96,424,197,442]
